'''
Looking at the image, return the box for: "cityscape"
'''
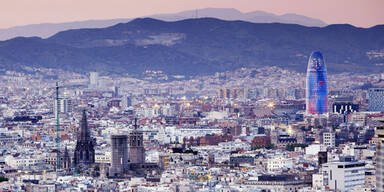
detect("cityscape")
[0,1,383,192]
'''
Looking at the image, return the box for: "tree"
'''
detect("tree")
[286,144,308,151]
[0,176,8,182]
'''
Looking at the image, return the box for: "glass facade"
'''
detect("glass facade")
[368,88,384,112]
[306,51,328,115]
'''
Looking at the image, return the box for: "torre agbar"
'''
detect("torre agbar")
[306,51,328,115]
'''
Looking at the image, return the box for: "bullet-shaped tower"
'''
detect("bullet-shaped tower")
[306,51,328,115]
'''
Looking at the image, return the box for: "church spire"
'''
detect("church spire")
[79,109,90,141]
[64,145,69,157]
[74,109,95,166]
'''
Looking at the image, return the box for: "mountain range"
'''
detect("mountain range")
[0,17,383,76]
[0,8,327,41]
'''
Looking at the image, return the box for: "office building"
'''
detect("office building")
[369,88,384,112]
[54,98,72,117]
[322,161,366,192]
[306,51,328,115]
[89,72,99,88]
[332,102,359,114]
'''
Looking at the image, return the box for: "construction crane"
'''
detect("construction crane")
[56,82,61,170]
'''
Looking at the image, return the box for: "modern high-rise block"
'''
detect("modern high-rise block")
[306,51,328,115]
[369,88,384,112]
[54,98,72,117]
[89,72,99,88]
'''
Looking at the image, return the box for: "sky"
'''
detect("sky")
[0,0,383,29]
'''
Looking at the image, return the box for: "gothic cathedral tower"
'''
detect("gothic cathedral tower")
[129,119,145,164]
[74,110,95,166]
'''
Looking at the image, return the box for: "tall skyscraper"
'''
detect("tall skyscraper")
[74,110,95,166]
[89,72,99,88]
[54,98,72,117]
[376,120,384,192]
[369,88,384,112]
[113,86,119,97]
[306,51,328,115]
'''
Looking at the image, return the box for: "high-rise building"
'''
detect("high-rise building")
[113,86,119,97]
[54,98,72,117]
[369,88,384,112]
[376,120,384,192]
[74,110,95,166]
[89,72,99,88]
[109,135,129,177]
[306,51,328,115]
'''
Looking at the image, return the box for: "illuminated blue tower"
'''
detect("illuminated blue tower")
[306,51,328,115]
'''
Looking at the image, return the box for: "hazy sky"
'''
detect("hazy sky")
[1,0,383,29]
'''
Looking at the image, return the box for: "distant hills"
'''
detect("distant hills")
[0,8,327,41]
[0,18,383,76]
[151,8,327,27]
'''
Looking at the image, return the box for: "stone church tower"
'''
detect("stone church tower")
[129,119,145,164]
[61,146,71,171]
[74,110,95,166]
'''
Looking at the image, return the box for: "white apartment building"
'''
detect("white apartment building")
[5,155,45,169]
[312,173,324,189]
[95,152,111,164]
[322,161,366,192]
[323,132,336,148]
[266,155,293,173]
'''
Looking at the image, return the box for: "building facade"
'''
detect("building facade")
[322,161,366,192]
[369,88,384,112]
[376,120,384,192]
[306,51,328,115]
[323,132,336,148]
[332,102,359,114]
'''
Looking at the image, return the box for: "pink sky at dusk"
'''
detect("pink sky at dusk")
[0,0,383,29]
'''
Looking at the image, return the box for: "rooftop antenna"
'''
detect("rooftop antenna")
[134,118,138,130]
[56,82,61,170]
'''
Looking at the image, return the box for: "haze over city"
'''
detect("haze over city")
[0,0,383,28]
